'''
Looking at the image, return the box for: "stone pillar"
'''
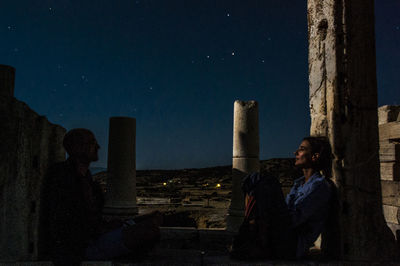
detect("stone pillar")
[226,100,259,232]
[103,117,138,216]
[308,0,398,260]
[0,64,15,97]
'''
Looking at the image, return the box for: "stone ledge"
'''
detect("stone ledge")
[379,122,400,141]
[380,162,400,181]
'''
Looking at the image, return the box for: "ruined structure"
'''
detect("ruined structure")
[103,117,138,216]
[379,106,400,237]
[0,65,66,261]
[308,0,398,260]
[227,100,259,232]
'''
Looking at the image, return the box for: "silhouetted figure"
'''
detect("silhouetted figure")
[230,136,332,260]
[41,128,162,266]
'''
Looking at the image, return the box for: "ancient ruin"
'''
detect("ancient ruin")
[227,100,259,232]
[1,0,399,263]
[0,65,66,261]
[379,106,400,237]
[308,0,398,260]
[103,117,138,216]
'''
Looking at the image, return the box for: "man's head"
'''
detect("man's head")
[63,128,100,162]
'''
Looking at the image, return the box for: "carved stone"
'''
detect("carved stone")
[0,65,66,261]
[308,0,398,260]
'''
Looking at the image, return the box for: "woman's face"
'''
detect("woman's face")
[294,140,314,168]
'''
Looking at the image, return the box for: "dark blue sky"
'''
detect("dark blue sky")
[1,1,399,169]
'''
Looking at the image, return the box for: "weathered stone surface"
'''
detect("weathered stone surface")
[379,142,400,162]
[0,96,65,261]
[383,205,400,225]
[380,162,400,181]
[0,64,15,97]
[232,100,259,158]
[103,117,138,216]
[308,0,398,260]
[227,100,259,232]
[379,122,400,141]
[378,105,400,125]
[381,181,400,207]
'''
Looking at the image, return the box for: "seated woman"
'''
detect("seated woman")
[231,136,332,260]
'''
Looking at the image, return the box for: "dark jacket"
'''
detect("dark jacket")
[40,158,105,266]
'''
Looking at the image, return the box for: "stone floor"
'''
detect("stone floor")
[2,228,399,266]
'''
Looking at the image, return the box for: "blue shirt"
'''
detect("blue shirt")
[285,172,331,258]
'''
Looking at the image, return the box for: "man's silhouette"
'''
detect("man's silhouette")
[41,128,162,266]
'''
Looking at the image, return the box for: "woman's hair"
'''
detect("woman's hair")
[302,136,332,178]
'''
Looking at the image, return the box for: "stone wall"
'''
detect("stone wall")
[0,65,66,261]
[379,105,400,238]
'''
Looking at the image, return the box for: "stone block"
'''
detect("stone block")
[381,181,400,206]
[380,162,400,181]
[383,205,400,224]
[379,122,400,141]
[0,96,65,261]
[378,105,400,125]
[380,142,400,162]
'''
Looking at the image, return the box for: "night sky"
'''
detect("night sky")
[1,1,399,169]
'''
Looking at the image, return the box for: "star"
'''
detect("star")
[227,13,230,17]
[13,48,19,52]
[231,52,235,56]
[149,86,153,90]
[206,55,210,59]
[63,83,68,87]
[49,7,53,11]
[261,59,265,63]
[7,26,11,30]
[396,26,399,30]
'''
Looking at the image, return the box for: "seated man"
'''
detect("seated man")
[41,128,162,266]
[231,136,332,260]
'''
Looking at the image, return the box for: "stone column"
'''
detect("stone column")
[0,64,15,97]
[308,0,398,260]
[103,117,138,216]
[226,100,259,232]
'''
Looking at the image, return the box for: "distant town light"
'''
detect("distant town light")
[163,182,167,186]
[216,183,221,188]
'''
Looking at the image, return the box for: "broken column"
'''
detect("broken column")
[0,64,15,97]
[308,0,398,260]
[226,100,259,232]
[103,117,138,216]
